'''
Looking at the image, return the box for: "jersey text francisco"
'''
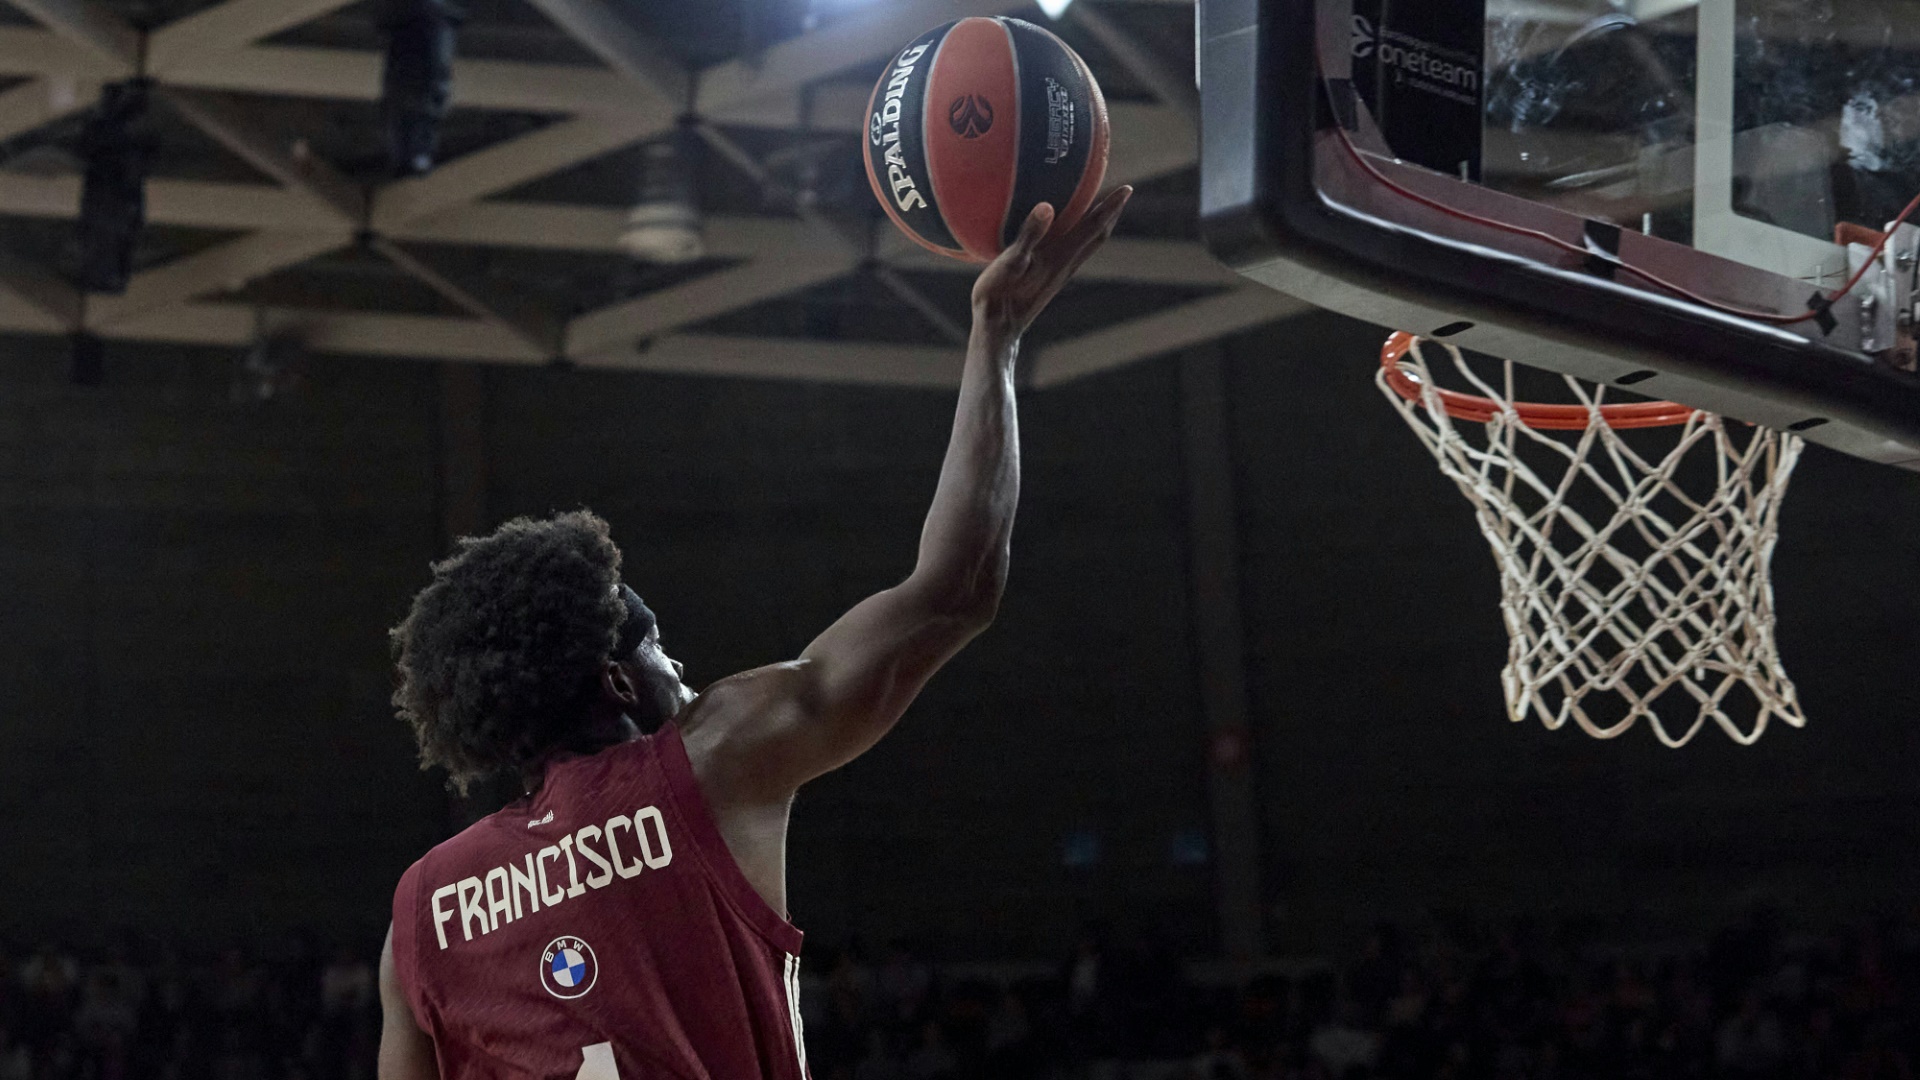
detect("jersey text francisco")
[427,806,674,950]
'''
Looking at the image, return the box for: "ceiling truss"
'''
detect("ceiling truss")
[0,0,1307,389]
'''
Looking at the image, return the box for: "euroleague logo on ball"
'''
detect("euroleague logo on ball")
[948,94,994,138]
[539,935,598,1000]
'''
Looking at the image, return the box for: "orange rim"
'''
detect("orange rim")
[1380,332,1697,431]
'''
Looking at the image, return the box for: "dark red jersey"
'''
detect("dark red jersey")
[390,724,810,1079]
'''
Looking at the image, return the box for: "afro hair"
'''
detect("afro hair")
[390,510,628,793]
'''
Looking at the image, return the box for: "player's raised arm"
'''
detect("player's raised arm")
[681,188,1131,801]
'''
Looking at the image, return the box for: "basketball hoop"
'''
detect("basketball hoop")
[1377,332,1806,746]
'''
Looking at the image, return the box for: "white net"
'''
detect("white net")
[1377,336,1806,746]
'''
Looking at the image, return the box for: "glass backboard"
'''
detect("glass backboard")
[1200,0,1920,469]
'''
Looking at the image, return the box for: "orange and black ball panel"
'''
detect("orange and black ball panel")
[864,17,1110,264]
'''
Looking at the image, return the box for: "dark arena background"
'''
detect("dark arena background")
[2,1,1920,1078]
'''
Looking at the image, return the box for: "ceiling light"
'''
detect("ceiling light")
[1037,0,1075,19]
[621,128,705,264]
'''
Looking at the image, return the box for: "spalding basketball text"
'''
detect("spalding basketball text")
[871,43,932,212]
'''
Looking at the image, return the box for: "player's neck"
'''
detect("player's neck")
[520,712,643,796]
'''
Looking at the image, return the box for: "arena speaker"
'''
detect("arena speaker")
[864,17,1110,263]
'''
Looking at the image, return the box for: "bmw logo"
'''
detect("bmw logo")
[539,935,598,1000]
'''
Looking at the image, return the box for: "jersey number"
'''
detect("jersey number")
[577,1043,618,1080]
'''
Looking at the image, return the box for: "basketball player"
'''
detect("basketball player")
[377,188,1132,1079]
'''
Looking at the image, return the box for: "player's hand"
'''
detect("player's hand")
[971,186,1132,338]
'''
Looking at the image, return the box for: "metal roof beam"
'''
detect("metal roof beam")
[0,77,97,142]
[521,0,689,113]
[146,0,361,75]
[1031,288,1311,386]
[85,230,354,328]
[565,242,862,356]
[156,87,366,222]
[1068,2,1199,118]
[581,334,964,388]
[4,0,138,68]
[0,300,962,381]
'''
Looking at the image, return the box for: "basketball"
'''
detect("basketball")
[863,17,1110,263]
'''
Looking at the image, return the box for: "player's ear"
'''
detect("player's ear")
[599,661,639,706]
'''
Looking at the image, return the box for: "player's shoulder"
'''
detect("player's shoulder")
[665,665,815,807]
[674,662,810,742]
[391,852,429,914]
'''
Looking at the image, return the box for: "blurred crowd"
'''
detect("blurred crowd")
[800,909,1920,1080]
[3,908,1917,1080]
[0,935,378,1080]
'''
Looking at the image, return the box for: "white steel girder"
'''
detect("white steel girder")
[0,0,1297,387]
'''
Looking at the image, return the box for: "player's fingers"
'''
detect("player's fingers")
[1067,186,1132,241]
[1091,186,1132,234]
[1045,187,1131,266]
[979,203,1051,288]
[1014,202,1056,253]
[1059,188,1132,274]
